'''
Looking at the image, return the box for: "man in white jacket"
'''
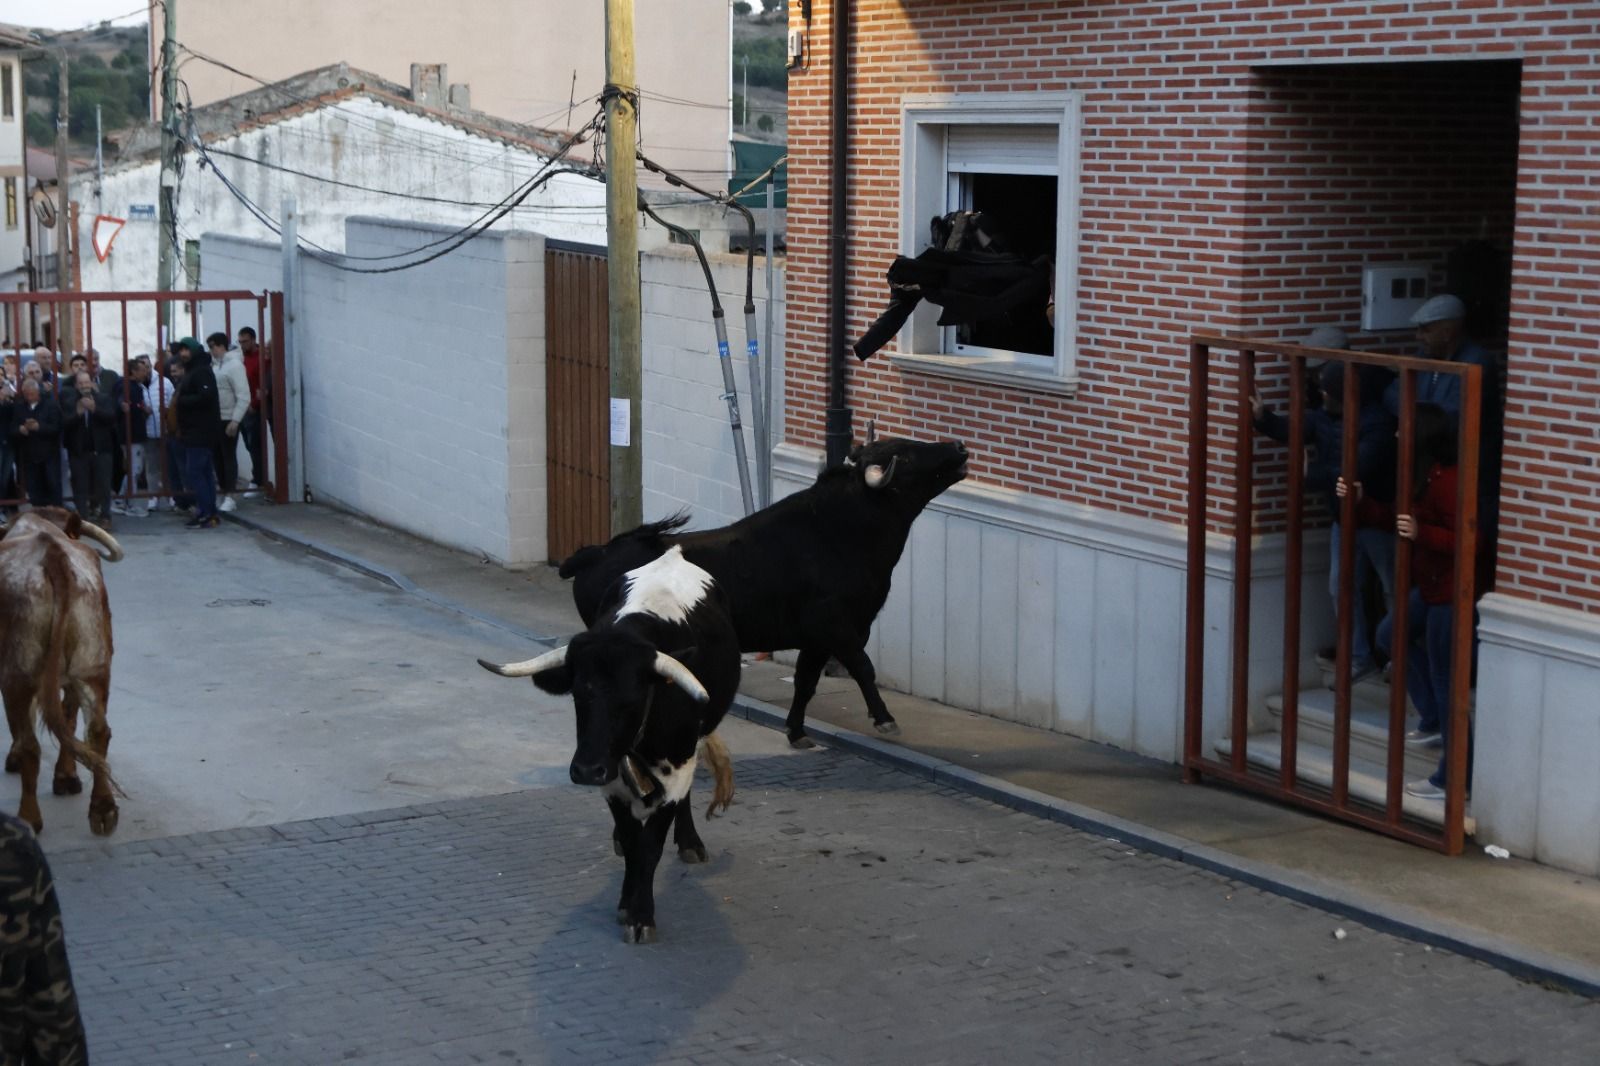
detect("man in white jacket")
[207,333,251,513]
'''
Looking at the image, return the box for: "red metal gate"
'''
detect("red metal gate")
[544,245,610,563]
[1,290,291,509]
[1183,333,1482,854]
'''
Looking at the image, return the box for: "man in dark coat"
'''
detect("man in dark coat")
[9,379,63,508]
[173,337,221,528]
[61,371,119,526]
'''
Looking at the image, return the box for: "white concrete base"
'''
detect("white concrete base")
[772,444,1336,764]
[1474,593,1600,875]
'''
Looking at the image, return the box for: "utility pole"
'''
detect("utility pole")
[94,104,103,209]
[156,0,179,339]
[742,56,748,126]
[54,48,73,354]
[604,0,642,533]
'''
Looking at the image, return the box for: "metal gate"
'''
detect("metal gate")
[1182,333,1482,854]
[2,289,291,508]
[544,245,610,563]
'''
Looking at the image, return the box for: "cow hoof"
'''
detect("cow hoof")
[679,845,708,864]
[874,720,901,736]
[89,800,118,836]
[788,734,817,750]
[52,774,82,796]
[623,923,657,945]
[3,751,18,774]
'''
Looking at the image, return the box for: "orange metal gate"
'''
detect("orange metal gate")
[544,245,610,563]
[1182,334,1482,854]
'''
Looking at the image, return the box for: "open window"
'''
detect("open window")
[896,93,1081,395]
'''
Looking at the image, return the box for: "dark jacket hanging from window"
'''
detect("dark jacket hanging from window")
[853,211,1052,361]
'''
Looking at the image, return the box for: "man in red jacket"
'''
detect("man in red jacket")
[237,326,266,490]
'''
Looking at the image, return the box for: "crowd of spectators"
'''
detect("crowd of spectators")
[0,328,270,531]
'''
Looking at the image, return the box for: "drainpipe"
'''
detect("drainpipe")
[823,0,853,468]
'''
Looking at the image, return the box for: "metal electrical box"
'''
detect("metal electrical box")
[1362,264,1431,331]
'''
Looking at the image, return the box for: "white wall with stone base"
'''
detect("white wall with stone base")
[771,443,1334,763]
[1474,594,1600,876]
[204,218,548,566]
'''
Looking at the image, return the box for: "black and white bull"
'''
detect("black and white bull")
[559,437,969,748]
[479,546,739,944]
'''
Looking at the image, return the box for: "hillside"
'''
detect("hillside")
[732,3,786,145]
[21,22,149,155]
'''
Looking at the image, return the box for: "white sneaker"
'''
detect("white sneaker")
[1405,779,1446,800]
[219,496,238,513]
[110,500,128,515]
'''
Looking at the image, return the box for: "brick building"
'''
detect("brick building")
[777,2,1600,874]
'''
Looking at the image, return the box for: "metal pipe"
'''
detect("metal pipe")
[1331,361,1361,806]
[1182,339,1210,784]
[638,198,755,515]
[761,179,776,508]
[824,0,852,467]
[1385,369,1417,824]
[1228,348,1256,774]
[1279,351,1305,790]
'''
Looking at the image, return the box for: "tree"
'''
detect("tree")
[733,1,752,15]
[757,114,775,133]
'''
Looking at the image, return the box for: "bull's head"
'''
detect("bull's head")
[845,437,969,510]
[478,631,707,787]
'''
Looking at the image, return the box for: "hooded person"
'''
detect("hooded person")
[172,337,221,528]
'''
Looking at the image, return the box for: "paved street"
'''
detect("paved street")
[27,517,1600,1064]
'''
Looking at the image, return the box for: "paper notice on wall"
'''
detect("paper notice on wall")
[609,398,631,447]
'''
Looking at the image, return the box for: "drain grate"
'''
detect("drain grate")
[206,598,272,608]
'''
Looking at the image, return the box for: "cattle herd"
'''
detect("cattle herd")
[482,436,969,942]
[0,435,967,948]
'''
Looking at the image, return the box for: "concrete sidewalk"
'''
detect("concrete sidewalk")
[227,499,1600,996]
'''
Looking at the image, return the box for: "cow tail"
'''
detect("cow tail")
[36,552,114,792]
[699,733,734,818]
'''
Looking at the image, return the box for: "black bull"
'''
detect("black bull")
[560,438,969,746]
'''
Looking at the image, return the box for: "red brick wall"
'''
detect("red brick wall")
[785,0,1600,613]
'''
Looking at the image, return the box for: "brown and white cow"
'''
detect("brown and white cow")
[0,507,122,835]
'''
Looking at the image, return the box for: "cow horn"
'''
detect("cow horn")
[75,520,124,563]
[478,644,567,678]
[653,652,709,704]
[864,456,899,489]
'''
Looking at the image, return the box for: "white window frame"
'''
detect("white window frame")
[892,92,1082,397]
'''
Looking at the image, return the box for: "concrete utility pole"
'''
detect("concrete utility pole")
[604,0,642,533]
[54,48,73,354]
[156,0,179,336]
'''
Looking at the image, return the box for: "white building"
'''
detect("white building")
[0,28,35,301]
[72,62,721,358]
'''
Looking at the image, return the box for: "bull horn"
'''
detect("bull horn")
[76,520,124,563]
[653,652,709,704]
[478,645,568,678]
[864,456,899,490]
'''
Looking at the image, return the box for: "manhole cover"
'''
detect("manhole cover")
[206,598,272,608]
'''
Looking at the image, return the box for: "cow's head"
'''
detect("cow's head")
[478,632,707,787]
[0,507,124,562]
[844,437,969,514]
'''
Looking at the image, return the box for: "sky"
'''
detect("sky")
[6,0,147,33]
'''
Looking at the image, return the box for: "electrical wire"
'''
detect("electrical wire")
[187,105,609,273]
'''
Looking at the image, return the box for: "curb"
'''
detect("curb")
[236,507,1600,1000]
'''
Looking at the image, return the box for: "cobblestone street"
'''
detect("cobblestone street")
[52,741,1600,1065]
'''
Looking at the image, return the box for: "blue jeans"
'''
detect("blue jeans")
[1375,590,1473,789]
[1329,523,1397,665]
[181,442,218,519]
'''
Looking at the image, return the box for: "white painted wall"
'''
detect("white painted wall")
[202,218,548,566]
[640,246,784,530]
[0,56,24,283]
[72,94,609,357]
[1475,594,1600,875]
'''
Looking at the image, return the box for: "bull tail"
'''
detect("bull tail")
[699,732,734,818]
[36,550,116,794]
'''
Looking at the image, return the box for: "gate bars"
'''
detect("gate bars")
[1,290,291,508]
[1182,334,1482,855]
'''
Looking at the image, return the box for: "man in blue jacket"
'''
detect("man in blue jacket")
[1255,353,1397,683]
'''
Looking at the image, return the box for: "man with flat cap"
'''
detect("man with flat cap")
[1387,292,1503,588]
[1386,294,1490,421]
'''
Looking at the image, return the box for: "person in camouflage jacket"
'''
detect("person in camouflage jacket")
[0,813,88,1064]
